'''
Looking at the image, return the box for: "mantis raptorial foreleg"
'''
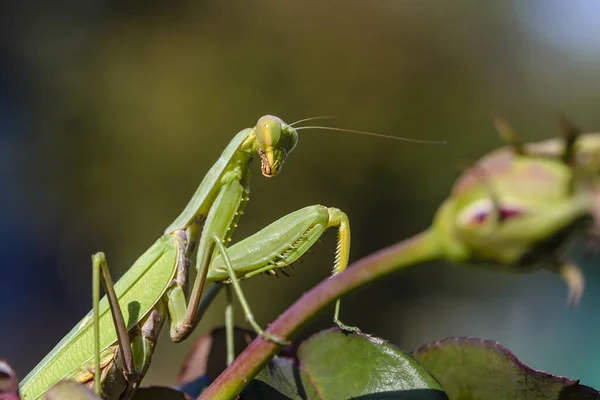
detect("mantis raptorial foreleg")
[167,178,247,343]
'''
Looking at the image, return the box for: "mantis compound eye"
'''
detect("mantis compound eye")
[256,115,283,149]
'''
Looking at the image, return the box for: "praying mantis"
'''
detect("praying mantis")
[19,111,597,399]
[18,115,365,400]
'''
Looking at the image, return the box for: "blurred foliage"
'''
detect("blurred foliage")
[2,0,600,390]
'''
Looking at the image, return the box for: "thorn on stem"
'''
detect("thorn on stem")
[492,116,525,155]
[558,115,580,165]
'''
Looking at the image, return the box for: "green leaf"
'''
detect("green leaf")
[411,337,600,400]
[250,329,447,399]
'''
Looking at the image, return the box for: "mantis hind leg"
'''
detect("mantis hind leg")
[212,234,290,346]
[91,253,138,397]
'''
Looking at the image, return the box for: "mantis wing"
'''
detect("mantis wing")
[20,235,179,400]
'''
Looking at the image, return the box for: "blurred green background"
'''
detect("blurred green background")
[2,0,600,389]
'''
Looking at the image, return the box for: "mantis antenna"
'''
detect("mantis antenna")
[289,115,336,126]
[294,125,447,145]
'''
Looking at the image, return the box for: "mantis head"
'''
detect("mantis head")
[254,115,298,177]
[431,118,597,305]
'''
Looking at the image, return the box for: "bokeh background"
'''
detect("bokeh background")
[2,0,600,389]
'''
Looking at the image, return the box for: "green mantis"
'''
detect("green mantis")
[21,111,598,400]
[18,115,354,400]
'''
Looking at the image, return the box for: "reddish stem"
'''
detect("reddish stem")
[198,230,438,400]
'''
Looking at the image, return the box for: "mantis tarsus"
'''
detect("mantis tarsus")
[19,115,357,400]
